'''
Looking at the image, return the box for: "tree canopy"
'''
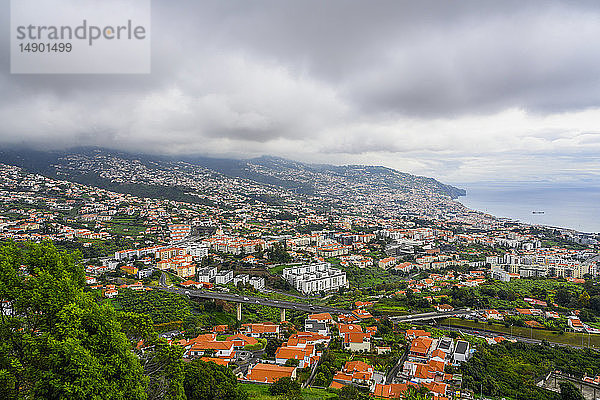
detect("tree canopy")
[183,360,247,400]
[0,241,147,399]
[0,241,248,400]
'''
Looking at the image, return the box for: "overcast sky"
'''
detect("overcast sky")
[2,0,600,186]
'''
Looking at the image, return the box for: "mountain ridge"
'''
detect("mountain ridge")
[0,147,466,210]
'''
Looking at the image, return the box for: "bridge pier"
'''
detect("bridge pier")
[280,308,286,322]
[236,303,242,321]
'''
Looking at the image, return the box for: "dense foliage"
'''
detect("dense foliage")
[0,242,147,399]
[462,341,600,400]
[0,242,249,400]
[184,360,247,400]
[559,382,585,400]
[268,376,300,396]
[116,289,197,326]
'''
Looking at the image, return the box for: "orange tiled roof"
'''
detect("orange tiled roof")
[246,363,295,384]
[410,337,433,355]
[275,347,308,360]
[308,312,334,321]
[339,323,362,334]
[200,357,228,366]
[190,340,233,351]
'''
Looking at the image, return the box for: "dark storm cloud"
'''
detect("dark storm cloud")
[1,0,600,183]
[151,0,600,116]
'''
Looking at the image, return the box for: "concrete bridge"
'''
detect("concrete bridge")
[538,371,600,400]
[151,286,350,322]
[152,286,474,324]
[389,309,473,323]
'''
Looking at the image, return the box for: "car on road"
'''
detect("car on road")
[243,297,249,301]
[185,291,190,295]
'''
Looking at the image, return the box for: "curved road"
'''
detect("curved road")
[151,285,350,314]
[389,309,473,322]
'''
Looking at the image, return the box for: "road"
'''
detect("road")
[385,348,408,384]
[151,285,351,314]
[584,254,600,266]
[262,288,316,301]
[539,371,600,400]
[152,285,479,319]
[159,272,167,287]
[389,309,473,323]
[432,323,597,350]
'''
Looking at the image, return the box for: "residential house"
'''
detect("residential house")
[241,323,280,338]
[344,332,371,352]
[246,363,297,384]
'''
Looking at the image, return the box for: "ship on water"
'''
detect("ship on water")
[532,211,545,214]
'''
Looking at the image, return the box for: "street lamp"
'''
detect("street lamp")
[530,326,533,340]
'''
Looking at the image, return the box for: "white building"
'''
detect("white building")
[137,268,154,279]
[453,341,470,363]
[114,245,165,261]
[283,262,347,295]
[1,300,13,316]
[490,266,518,282]
[102,259,119,270]
[215,270,234,285]
[249,276,265,291]
[197,266,217,283]
[234,274,250,286]
[185,243,210,259]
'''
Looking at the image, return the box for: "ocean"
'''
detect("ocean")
[457,184,600,234]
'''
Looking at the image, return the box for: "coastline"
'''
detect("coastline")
[457,184,600,234]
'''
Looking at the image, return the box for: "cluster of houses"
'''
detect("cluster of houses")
[173,317,330,384]
[488,247,598,280]
[479,306,600,335]
[393,270,486,299]
[201,235,275,255]
[89,281,150,298]
[113,244,209,279]
[369,329,471,399]
[192,265,266,290]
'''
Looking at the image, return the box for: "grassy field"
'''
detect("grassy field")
[440,317,600,348]
[240,384,338,400]
[195,311,237,328]
[268,263,302,275]
[341,264,405,289]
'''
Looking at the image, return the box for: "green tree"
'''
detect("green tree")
[268,377,300,396]
[560,382,584,400]
[183,360,247,400]
[0,241,147,399]
[403,387,429,400]
[579,291,590,307]
[267,243,292,263]
[555,288,572,307]
[265,338,284,358]
[143,342,186,400]
[284,358,300,367]
[339,385,364,400]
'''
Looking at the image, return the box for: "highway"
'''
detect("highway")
[150,285,351,314]
[389,309,473,323]
[152,284,478,319]
[159,272,167,287]
[433,323,599,350]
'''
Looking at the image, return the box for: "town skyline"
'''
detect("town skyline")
[2,1,600,185]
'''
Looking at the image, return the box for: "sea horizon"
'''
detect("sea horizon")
[457,183,600,234]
